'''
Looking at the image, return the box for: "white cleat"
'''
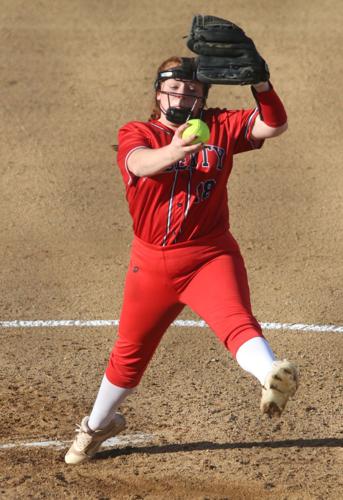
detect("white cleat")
[65,413,126,465]
[261,360,299,418]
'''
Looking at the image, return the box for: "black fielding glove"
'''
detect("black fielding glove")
[187,15,270,85]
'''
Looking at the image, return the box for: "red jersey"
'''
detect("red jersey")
[117,108,263,246]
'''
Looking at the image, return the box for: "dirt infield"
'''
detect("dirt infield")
[0,1,342,498]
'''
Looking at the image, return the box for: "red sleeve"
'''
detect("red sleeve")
[117,122,151,186]
[228,108,264,155]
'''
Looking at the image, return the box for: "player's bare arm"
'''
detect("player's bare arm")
[128,123,203,177]
[251,115,288,140]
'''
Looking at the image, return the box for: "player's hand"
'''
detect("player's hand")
[168,123,204,161]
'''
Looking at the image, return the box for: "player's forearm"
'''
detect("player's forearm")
[126,123,204,177]
[127,145,179,177]
[251,82,288,139]
[251,82,287,128]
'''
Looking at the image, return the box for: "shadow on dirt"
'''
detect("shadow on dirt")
[96,437,343,461]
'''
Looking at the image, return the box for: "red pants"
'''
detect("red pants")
[106,231,264,388]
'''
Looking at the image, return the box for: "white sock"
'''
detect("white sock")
[235,337,276,386]
[88,375,134,431]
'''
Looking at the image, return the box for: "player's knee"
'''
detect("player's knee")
[106,337,155,388]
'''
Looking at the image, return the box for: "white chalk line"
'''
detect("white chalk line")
[0,319,343,333]
[0,433,155,451]
[1,318,341,453]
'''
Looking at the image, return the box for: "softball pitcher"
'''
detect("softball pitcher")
[65,50,298,464]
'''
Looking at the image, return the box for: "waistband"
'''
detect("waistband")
[132,229,239,254]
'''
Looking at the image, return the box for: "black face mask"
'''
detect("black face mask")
[165,106,192,125]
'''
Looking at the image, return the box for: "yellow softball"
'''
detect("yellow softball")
[182,118,210,144]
